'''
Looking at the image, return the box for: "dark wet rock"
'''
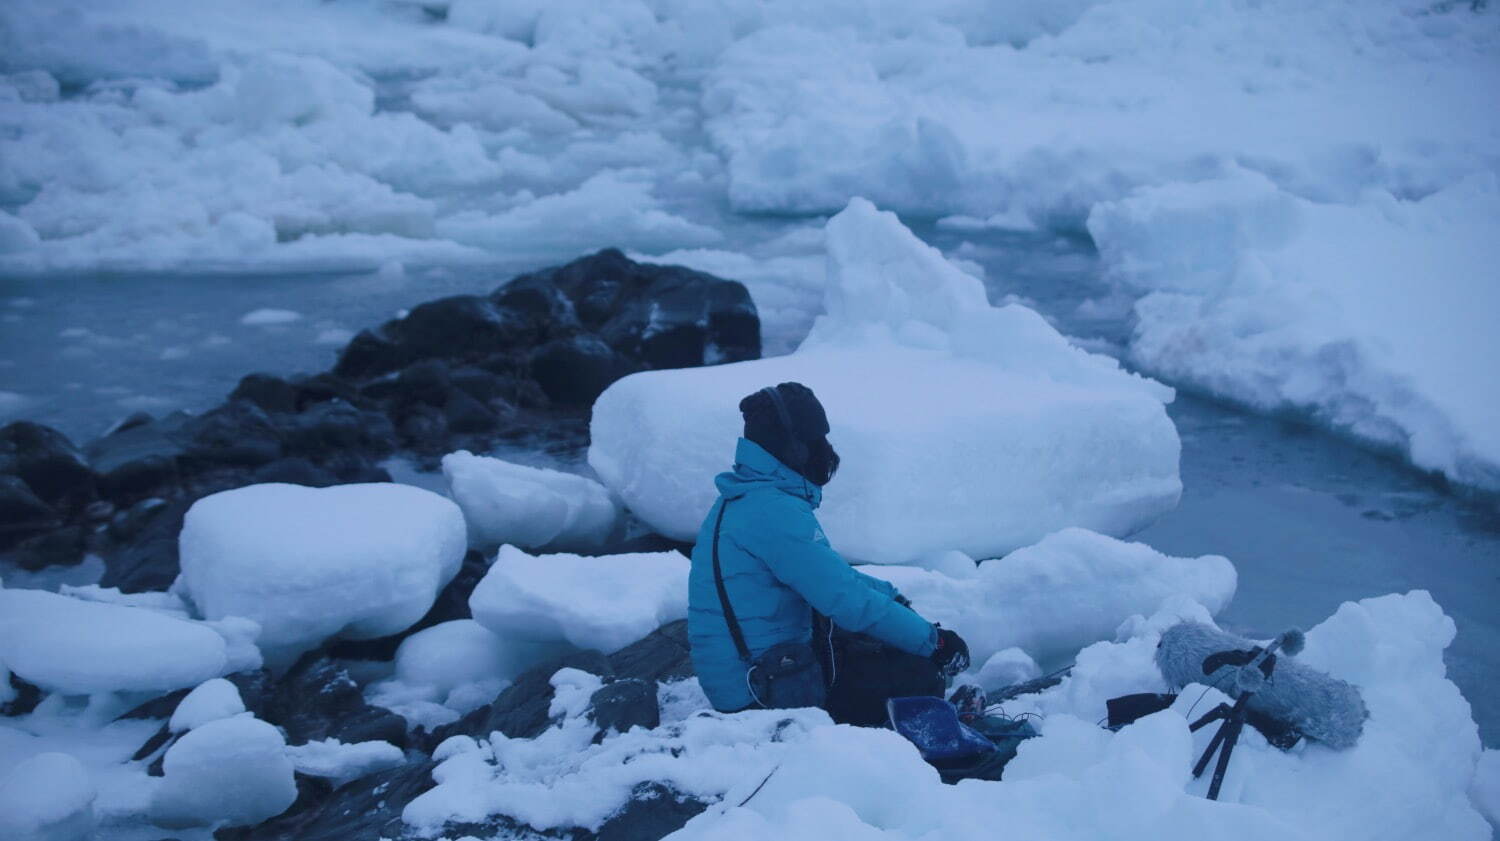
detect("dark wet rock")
[179,400,283,469]
[420,650,614,751]
[266,655,408,750]
[330,549,488,662]
[281,400,395,460]
[2,672,43,717]
[318,452,391,484]
[227,669,276,719]
[86,415,186,504]
[334,328,407,380]
[606,620,692,684]
[396,403,449,454]
[336,296,528,379]
[593,783,707,841]
[443,387,499,434]
[0,421,96,510]
[588,678,659,738]
[504,248,760,371]
[216,758,439,841]
[132,722,173,764]
[399,296,529,363]
[393,360,452,407]
[230,373,299,415]
[108,496,170,543]
[120,687,193,722]
[327,705,408,747]
[0,474,61,550]
[287,374,367,411]
[100,498,188,593]
[251,457,340,488]
[529,335,626,407]
[491,276,581,342]
[5,523,87,570]
[448,366,515,405]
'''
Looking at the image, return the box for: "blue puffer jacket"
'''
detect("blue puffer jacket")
[688,438,937,712]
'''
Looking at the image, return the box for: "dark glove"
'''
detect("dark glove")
[930,627,970,675]
[894,593,912,608]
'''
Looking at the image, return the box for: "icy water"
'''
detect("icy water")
[4,227,1497,748]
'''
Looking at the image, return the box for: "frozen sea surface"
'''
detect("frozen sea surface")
[5,225,1497,747]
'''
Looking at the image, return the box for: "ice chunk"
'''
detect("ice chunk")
[436,171,721,261]
[239,308,302,326]
[865,528,1235,667]
[178,483,466,662]
[0,752,94,841]
[590,199,1179,563]
[169,678,245,733]
[0,588,228,695]
[149,715,296,829]
[441,451,617,551]
[1091,170,1500,492]
[977,648,1042,691]
[285,739,405,788]
[469,546,689,654]
[394,619,567,702]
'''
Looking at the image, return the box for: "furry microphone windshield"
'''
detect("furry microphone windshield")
[1156,623,1367,750]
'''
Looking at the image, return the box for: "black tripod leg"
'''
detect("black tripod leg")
[1192,718,1230,779]
[1206,716,1245,801]
[1189,703,1231,733]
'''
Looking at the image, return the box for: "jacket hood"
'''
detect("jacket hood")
[714,438,822,508]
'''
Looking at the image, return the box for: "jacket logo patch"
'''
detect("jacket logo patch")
[813,526,826,542]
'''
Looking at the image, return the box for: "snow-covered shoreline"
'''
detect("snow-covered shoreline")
[1,2,1497,838]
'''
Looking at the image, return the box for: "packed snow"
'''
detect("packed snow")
[168,678,245,733]
[369,618,570,724]
[0,751,95,841]
[149,714,297,829]
[591,199,1180,563]
[867,528,1235,668]
[284,738,405,788]
[401,591,1490,841]
[442,450,618,551]
[0,586,233,696]
[470,546,691,654]
[178,482,467,662]
[975,648,1042,692]
[1090,168,1500,492]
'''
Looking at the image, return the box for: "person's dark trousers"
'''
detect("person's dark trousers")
[815,614,944,727]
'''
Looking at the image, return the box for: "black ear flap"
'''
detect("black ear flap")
[761,386,809,468]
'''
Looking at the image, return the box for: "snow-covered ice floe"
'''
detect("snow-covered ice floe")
[403,591,1492,841]
[865,528,1235,667]
[178,482,466,663]
[442,450,618,551]
[0,586,239,697]
[365,618,572,730]
[1091,169,1500,493]
[0,751,95,841]
[470,546,691,654]
[591,198,1179,563]
[149,715,296,829]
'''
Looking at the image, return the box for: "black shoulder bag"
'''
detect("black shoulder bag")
[712,500,827,710]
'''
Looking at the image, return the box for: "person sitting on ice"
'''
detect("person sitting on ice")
[688,381,969,726]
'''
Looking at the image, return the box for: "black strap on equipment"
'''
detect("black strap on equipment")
[711,500,753,664]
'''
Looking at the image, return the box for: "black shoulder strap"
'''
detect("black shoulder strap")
[711,499,753,663]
